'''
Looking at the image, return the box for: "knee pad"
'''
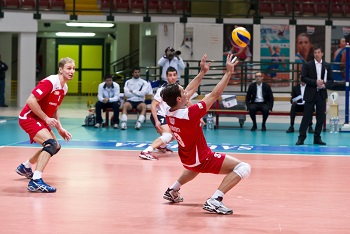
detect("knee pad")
[233,162,251,179]
[159,132,173,144]
[55,144,61,154]
[42,139,58,157]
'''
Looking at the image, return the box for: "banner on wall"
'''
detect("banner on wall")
[331,26,350,82]
[260,25,290,87]
[223,24,253,85]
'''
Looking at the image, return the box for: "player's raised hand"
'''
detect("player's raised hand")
[200,54,211,74]
[226,54,238,74]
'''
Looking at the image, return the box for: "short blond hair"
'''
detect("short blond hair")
[58,57,75,68]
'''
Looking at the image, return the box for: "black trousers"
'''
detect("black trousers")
[298,92,326,140]
[95,101,120,124]
[289,103,313,127]
[248,102,270,126]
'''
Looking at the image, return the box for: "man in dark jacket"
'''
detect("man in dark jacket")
[0,54,9,107]
[296,46,333,145]
[245,71,274,131]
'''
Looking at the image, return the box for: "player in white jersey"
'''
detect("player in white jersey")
[160,54,251,215]
[139,66,178,160]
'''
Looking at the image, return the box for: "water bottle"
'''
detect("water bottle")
[329,117,335,133]
[207,113,214,130]
[334,116,339,133]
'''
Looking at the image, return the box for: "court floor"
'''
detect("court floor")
[1,101,350,233]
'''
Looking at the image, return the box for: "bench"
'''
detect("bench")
[103,94,153,127]
[193,95,326,129]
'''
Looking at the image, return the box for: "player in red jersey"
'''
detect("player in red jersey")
[15,57,75,193]
[161,54,251,215]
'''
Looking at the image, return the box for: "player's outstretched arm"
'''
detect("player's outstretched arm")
[202,54,238,111]
[185,54,210,99]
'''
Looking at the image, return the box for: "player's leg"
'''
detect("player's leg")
[120,101,132,129]
[135,102,147,130]
[248,103,257,130]
[140,116,174,160]
[203,154,251,215]
[27,129,60,193]
[163,169,199,203]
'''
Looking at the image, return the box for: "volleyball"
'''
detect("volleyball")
[231,27,251,48]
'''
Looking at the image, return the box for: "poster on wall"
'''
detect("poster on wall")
[331,26,350,82]
[293,25,325,83]
[260,24,290,87]
[223,24,253,85]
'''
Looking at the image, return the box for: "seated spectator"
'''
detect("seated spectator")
[286,78,314,133]
[245,71,274,131]
[94,74,121,128]
[120,67,149,130]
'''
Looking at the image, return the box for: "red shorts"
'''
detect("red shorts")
[19,116,51,143]
[184,152,226,174]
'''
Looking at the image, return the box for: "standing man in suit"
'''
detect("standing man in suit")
[296,46,333,145]
[286,78,314,133]
[245,71,274,131]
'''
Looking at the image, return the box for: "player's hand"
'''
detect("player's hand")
[200,118,205,126]
[58,128,72,141]
[226,54,239,74]
[200,54,211,74]
[45,117,58,127]
[155,121,162,133]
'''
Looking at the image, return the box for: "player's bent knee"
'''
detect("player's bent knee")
[42,139,58,157]
[233,162,251,179]
[159,132,172,144]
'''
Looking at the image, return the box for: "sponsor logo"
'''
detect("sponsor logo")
[36,88,43,95]
[197,103,203,109]
[49,102,57,106]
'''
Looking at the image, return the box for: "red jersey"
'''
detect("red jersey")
[166,101,213,168]
[19,75,68,119]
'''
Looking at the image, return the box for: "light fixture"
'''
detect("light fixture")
[56,32,96,37]
[66,22,114,28]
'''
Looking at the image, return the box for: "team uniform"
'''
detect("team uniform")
[150,86,169,126]
[166,101,225,174]
[19,75,68,142]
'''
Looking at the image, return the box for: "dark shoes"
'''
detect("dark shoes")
[251,125,257,131]
[308,126,314,133]
[314,139,326,145]
[286,126,294,133]
[296,139,304,145]
[261,125,266,131]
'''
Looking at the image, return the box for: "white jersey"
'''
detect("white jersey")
[154,86,170,117]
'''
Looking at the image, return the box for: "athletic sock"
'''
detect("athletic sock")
[32,171,42,180]
[170,181,181,191]
[143,146,153,152]
[23,160,32,169]
[211,190,224,200]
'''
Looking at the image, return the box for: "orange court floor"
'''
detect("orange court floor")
[1,98,350,233]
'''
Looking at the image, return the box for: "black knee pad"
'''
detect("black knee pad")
[42,139,58,157]
[55,144,61,154]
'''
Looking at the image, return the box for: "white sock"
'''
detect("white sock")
[211,190,224,199]
[32,171,42,180]
[143,146,153,152]
[23,160,32,169]
[170,181,181,190]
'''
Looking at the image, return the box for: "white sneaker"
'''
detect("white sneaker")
[120,122,127,130]
[94,123,101,128]
[113,124,119,129]
[163,188,184,203]
[203,197,233,215]
[135,121,141,130]
[139,151,158,160]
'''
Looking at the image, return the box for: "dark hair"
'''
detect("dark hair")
[165,46,175,53]
[104,74,113,80]
[166,66,177,75]
[313,44,323,53]
[132,67,140,73]
[161,83,181,108]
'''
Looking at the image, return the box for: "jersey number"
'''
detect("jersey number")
[173,132,185,147]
